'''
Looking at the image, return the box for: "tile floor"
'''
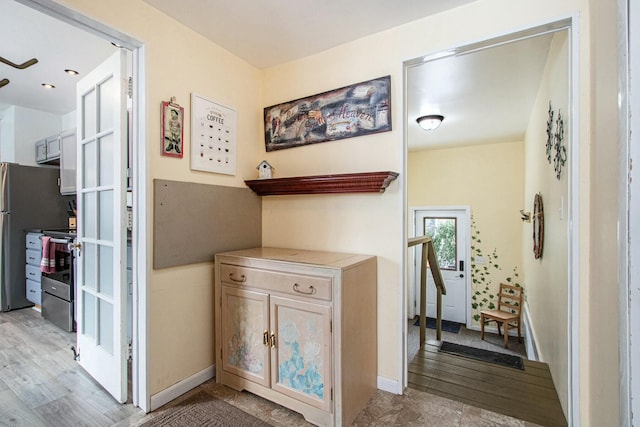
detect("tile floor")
[132,380,541,427]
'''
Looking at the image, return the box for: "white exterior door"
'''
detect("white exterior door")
[75,50,128,403]
[413,208,469,324]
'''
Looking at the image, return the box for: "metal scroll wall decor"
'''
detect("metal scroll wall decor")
[545,102,567,180]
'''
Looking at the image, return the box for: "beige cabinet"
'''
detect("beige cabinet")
[215,247,377,427]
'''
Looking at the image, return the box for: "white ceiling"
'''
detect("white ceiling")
[0,0,556,151]
[407,34,554,150]
[0,0,117,115]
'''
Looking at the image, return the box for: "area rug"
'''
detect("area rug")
[439,341,525,370]
[413,317,462,333]
[140,390,271,427]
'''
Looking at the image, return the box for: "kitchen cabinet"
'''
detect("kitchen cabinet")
[58,128,76,195]
[46,135,60,160]
[25,232,43,305]
[215,247,377,427]
[35,135,60,164]
[35,140,48,163]
[34,128,77,194]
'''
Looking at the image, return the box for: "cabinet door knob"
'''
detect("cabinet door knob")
[293,283,316,295]
[263,330,269,346]
[270,332,276,349]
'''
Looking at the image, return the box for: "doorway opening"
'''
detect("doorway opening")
[403,18,579,426]
[1,0,147,414]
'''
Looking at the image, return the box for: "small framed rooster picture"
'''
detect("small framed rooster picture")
[161,99,184,158]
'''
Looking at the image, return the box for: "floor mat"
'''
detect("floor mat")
[413,317,462,333]
[439,341,525,370]
[140,391,271,427]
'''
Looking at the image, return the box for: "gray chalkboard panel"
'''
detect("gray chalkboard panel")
[153,179,262,269]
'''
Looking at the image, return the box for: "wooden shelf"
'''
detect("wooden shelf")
[244,171,399,196]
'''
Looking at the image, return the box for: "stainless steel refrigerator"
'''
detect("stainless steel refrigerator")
[0,162,69,311]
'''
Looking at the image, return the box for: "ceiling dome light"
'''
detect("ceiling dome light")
[64,69,79,75]
[416,114,444,131]
[41,83,55,89]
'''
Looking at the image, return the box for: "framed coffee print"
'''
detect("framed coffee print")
[161,99,184,158]
[191,93,237,175]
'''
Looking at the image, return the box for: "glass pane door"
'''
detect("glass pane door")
[76,50,127,403]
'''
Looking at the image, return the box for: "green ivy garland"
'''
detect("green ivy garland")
[470,215,521,321]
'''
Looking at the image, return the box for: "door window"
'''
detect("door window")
[423,217,457,270]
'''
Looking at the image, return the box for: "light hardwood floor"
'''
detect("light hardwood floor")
[0,307,143,426]
[2,307,548,426]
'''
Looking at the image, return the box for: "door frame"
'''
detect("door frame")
[619,0,638,425]
[17,0,149,412]
[401,16,580,426]
[409,205,470,326]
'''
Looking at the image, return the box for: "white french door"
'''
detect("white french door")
[75,50,128,403]
[412,207,469,324]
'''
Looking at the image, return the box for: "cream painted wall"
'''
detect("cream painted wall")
[522,30,570,415]
[260,0,582,389]
[588,0,622,425]
[56,0,625,424]
[408,141,524,325]
[58,0,263,396]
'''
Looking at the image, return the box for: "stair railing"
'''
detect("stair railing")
[408,236,447,345]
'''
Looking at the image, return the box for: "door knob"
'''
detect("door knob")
[459,274,464,278]
[71,242,82,255]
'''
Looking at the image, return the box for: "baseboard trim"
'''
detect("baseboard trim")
[150,367,400,409]
[377,375,401,394]
[150,365,215,411]
[465,323,523,337]
[523,301,539,361]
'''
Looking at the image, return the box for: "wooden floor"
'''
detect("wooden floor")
[408,341,568,427]
[0,307,144,426]
[3,307,567,427]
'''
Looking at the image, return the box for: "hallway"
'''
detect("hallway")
[408,322,567,426]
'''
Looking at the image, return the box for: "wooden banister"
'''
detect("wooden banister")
[408,236,447,345]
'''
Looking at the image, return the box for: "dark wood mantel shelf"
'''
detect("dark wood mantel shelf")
[244,171,399,196]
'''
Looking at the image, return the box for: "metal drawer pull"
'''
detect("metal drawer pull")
[270,332,276,348]
[263,330,269,346]
[228,273,247,283]
[293,283,316,295]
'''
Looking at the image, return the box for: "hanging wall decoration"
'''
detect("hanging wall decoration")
[161,97,184,158]
[533,193,544,259]
[545,102,567,180]
[264,75,391,152]
[191,93,237,175]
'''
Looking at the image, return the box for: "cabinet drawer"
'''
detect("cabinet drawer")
[42,275,71,300]
[25,264,41,283]
[26,279,41,305]
[26,248,41,266]
[220,264,332,301]
[26,233,43,251]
